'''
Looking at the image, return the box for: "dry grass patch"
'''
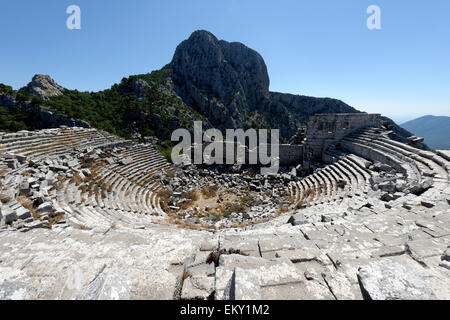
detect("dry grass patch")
[304,188,316,200]
[165,168,176,178]
[71,172,83,186]
[1,195,11,204]
[16,195,39,219]
[45,212,65,226]
[219,202,247,218]
[157,188,172,213]
[201,185,218,199]
[179,190,199,210]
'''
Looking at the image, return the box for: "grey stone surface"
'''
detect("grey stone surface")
[357,260,436,300]
[77,266,132,300]
[288,213,309,226]
[181,275,214,300]
[36,201,54,214]
[225,267,261,300]
[1,207,17,224]
[0,280,28,300]
[24,74,65,100]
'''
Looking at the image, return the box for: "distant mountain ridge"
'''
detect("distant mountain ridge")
[401,115,450,150]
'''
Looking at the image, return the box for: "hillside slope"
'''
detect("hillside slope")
[401,115,450,150]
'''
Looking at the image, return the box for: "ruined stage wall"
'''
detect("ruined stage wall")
[304,113,381,160]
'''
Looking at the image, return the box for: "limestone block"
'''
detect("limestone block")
[357,260,435,300]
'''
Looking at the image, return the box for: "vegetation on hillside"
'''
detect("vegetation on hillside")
[0,69,206,159]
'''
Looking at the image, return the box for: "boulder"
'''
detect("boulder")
[6,159,18,169]
[380,192,394,202]
[16,207,31,220]
[288,213,309,226]
[442,249,450,262]
[321,215,333,223]
[378,181,396,193]
[405,181,430,195]
[36,201,54,214]
[18,181,31,196]
[15,155,27,164]
[420,200,435,208]
[49,164,69,172]
[395,180,408,192]
[66,159,78,168]
[0,207,17,224]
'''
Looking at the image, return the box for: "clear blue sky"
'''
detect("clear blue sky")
[1,0,449,123]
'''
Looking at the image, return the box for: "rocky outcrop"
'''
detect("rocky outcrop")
[169,30,358,141]
[170,30,270,130]
[24,74,65,100]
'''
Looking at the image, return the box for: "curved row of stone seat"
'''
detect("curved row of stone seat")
[1,127,130,161]
[326,150,372,195]
[49,142,171,228]
[289,153,372,207]
[349,129,450,194]
[341,134,419,181]
[111,144,170,186]
[55,179,161,230]
[357,131,446,179]
[0,128,172,229]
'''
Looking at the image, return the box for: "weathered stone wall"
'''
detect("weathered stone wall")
[278,144,303,166]
[182,113,380,167]
[186,141,303,166]
[304,113,381,160]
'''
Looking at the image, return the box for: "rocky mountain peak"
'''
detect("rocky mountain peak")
[170,30,270,128]
[25,74,65,100]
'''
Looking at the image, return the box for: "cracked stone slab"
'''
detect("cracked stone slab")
[224,267,261,300]
[77,265,132,300]
[219,236,260,257]
[322,272,363,300]
[369,245,406,258]
[215,255,304,300]
[275,248,330,265]
[181,275,214,300]
[357,259,436,300]
[406,238,448,261]
[258,235,313,259]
